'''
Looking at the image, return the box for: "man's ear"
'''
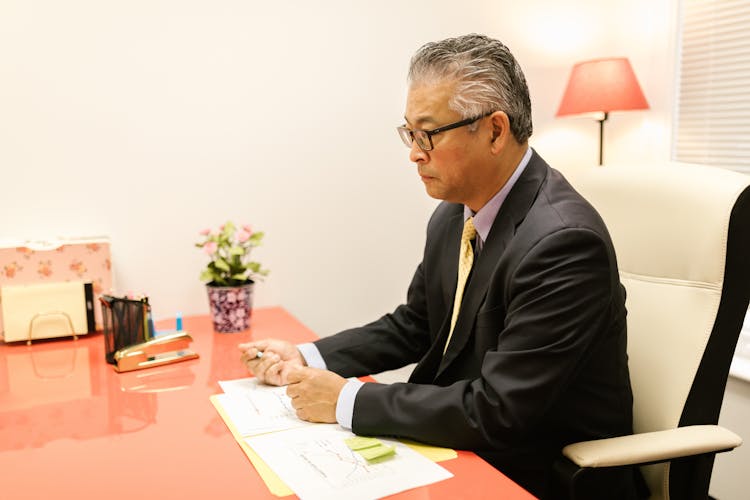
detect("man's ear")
[489,111,511,154]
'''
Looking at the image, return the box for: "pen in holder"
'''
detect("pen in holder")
[100,294,151,364]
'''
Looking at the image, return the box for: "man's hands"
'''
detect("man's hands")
[286,367,347,423]
[238,340,347,424]
[238,339,305,386]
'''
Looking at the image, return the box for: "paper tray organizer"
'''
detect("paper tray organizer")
[100,294,198,372]
[0,281,95,344]
[0,236,112,338]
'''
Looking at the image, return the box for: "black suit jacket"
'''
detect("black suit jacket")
[315,151,636,497]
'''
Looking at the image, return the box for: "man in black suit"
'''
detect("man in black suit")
[240,34,638,498]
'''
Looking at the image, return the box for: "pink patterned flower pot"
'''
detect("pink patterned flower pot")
[206,282,254,333]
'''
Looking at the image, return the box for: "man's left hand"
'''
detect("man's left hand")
[286,367,347,423]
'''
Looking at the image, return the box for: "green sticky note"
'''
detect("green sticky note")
[357,444,396,462]
[344,436,381,450]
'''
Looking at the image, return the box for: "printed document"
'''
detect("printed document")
[216,378,312,436]
[246,424,453,500]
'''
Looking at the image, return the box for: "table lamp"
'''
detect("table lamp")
[556,57,649,165]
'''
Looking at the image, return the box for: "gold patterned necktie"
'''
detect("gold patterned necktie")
[445,216,477,354]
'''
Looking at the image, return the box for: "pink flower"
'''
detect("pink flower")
[204,241,218,255]
[242,224,253,234]
[199,228,210,236]
[236,229,251,243]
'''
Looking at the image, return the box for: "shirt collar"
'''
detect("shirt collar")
[464,146,532,245]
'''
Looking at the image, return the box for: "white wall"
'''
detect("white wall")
[7,0,748,498]
[0,0,678,335]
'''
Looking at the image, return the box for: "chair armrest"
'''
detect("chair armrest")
[562,425,742,468]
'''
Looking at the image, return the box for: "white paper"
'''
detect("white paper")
[246,425,453,500]
[218,377,267,395]
[217,378,311,436]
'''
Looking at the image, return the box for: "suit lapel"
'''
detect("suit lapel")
[436,153,549,377]
[409,209,463,384]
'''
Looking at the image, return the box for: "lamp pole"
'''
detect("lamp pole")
[598,112,609,166]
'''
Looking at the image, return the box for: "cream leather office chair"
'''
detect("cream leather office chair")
[554,162,750,500]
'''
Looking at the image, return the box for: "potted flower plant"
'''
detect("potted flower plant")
[196,221,269,333]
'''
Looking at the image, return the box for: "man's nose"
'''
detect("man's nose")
[409,140,428,163]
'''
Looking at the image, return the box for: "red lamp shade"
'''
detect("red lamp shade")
[556,57,649,116]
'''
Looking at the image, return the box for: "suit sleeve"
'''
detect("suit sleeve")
[351,227,620,450]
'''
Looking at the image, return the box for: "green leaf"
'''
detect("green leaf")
[249,232,264,245]
[222,221,235,238]
[229,246,244,256]
[214,258,230,272]
[230,272,247,280]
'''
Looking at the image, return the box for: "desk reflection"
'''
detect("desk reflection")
[117,362,196,393]
[0,319,247,452]
[206,326,255,388]
[0,334,162,450]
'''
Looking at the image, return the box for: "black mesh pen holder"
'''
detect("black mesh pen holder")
[100,295,150,364]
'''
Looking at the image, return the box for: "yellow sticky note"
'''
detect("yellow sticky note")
[358,443,396,461]
[344,436,381,450]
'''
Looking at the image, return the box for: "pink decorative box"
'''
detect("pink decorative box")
[0,237,113,340]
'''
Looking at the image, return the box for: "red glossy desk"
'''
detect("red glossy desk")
[0,307,534,500]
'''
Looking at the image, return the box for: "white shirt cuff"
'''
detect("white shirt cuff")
[336,378,365,429]
[297,342,327,369]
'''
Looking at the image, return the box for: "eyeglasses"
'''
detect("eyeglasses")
[396,111,495,151]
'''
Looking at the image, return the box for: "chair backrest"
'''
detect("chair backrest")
[564,162,750,499]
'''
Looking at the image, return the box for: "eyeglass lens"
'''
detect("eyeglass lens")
[397,127,432,151]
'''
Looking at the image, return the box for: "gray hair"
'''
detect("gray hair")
[408,34,533,143]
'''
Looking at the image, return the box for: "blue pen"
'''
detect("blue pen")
[175,312,183,331]
[147,309,155,339]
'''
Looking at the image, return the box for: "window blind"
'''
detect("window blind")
[674,0,750,172]
[676,0,750,380]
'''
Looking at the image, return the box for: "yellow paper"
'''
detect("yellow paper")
[209,395,293,496]
[401,439,458,462]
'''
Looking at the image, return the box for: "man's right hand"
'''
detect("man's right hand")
[238,339,306,386]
